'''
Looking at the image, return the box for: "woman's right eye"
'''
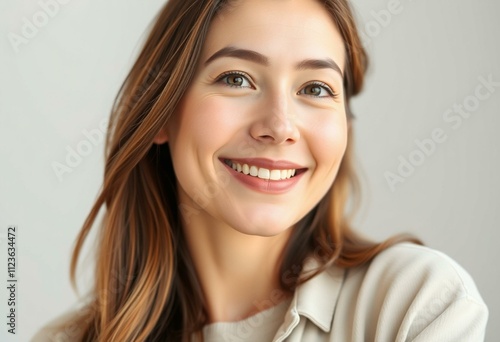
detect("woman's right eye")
[216,72,253,88]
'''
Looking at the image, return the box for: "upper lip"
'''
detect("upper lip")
[220,157,306,170]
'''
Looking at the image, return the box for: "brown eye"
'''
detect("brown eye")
[217,72,253,88]
[299,82,336,98]
[226,75,243,86]
[304,85,323,96]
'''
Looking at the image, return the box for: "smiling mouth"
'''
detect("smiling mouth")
[223,159,303,180]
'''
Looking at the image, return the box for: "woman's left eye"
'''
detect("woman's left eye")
[299,82,337,98]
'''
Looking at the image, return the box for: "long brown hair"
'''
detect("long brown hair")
[68,0,419,340]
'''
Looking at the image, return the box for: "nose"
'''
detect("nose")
[249,93,300,145]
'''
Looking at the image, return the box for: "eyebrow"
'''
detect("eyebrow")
[205,46,269,66]
[204,46,343,78]
[296,58,343,78]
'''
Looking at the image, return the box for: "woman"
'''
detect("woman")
[33,0,488,341]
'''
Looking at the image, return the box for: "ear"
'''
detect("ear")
[153,127,169,145]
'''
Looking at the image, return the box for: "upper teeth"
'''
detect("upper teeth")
[227,160,296,180]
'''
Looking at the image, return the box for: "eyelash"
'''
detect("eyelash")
[215,71,254,88]
[214,71,338,98]
[301,81,338,99]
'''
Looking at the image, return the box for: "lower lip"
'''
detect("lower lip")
[222,162,305,194]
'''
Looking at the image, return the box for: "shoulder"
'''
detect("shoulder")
[353,242,487,312]
[30,306,89,342]
[340,243,488,340]
[363,243,483,301]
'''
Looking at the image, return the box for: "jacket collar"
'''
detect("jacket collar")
[291,257,346,332]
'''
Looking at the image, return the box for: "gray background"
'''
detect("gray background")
[0,0,498,340]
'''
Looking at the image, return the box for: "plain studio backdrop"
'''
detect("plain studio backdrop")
[1,0,499,340]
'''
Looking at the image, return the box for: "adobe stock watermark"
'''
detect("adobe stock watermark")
[359,0,417,47]
[384,74,500,191]
[7,0,72,53]
[51,118,108,182]
[412,278,459,330]
[50,66,169,182]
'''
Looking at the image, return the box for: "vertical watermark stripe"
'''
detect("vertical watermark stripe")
[4,225,18,335]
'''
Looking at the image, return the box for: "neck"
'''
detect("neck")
[182,212,293,323]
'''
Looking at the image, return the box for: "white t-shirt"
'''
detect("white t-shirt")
[203,298,292,342]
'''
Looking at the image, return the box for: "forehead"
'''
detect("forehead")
[202,0,346,71]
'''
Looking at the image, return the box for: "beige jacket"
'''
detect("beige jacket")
[272,243,488,341]
[31,243,488,341]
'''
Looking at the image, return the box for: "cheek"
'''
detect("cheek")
[307,114,348,169]
[176,94,246,147]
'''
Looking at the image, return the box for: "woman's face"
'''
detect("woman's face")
[162,0,347,236]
